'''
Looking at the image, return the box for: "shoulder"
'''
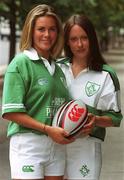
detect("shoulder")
[102,64,120,90]
[9,52,29,65]
[57,57,70,65]
[102,64,117,77]
[56,58,70,76]
[6,53,30,73]
[56,57,70,72]
[14,53,31,65]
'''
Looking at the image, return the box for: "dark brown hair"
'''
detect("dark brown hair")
[64,14,107,71]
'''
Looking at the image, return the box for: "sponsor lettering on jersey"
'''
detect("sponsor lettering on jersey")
[46,97,66,118]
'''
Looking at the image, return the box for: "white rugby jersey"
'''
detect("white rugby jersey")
[57,58,123,140]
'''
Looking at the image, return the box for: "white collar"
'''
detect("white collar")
[24,48,40,60]
[23,48,55,75]
[42,58,55,75]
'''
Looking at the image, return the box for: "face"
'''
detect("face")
[33,16,58,59]
[68,24,89,60]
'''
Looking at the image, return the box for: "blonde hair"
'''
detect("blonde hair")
[20,4,64,58]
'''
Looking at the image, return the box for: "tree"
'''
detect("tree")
[0,0,124,64]
[0,0,20,63]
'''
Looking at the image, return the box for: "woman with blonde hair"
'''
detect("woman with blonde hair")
[2,4,73,180]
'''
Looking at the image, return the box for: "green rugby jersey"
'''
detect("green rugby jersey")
[2,48,71,136]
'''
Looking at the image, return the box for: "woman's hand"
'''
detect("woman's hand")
[45,125,75,144]
[79,113,96,136]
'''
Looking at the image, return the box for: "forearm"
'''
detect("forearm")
[95,115,113,127]
[87,104,122,127]
[3,112,46,133]
[3,112,74,144]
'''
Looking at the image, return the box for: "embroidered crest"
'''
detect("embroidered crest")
[85,81,100,97]
[79,164,90,177]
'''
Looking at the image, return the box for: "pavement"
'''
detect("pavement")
[100,48,124,180]
[0,47,124,180]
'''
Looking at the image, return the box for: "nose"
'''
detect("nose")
[44,30,49,36]
[77,39,82,47]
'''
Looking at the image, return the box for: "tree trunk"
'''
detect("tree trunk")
[9,0,16,63]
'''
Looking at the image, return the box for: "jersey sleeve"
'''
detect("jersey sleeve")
[2,61,27,116]
[87,68,123,127]
[97,73,121,112]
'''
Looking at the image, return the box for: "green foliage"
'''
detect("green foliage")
[0,2,9,11]
[1,0,122,32]
[0,0,124,61]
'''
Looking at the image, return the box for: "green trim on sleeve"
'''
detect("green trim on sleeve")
[103,64,120,91]
[87,104,123,141]
[87,104,122,127]
[101,111,122,127]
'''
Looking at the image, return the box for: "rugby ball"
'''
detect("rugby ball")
[52,99,88,137]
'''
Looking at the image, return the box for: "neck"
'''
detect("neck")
[71,57,87,77]
[39,52,50,60]
[72,57,87,69]
[34,46,51,60]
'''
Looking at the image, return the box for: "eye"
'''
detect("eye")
[49,27,57,32]
[69,37,78,42]
[37,27,45,32]
[81,36,88,40]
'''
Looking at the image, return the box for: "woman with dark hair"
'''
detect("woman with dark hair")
[57,14,122,180]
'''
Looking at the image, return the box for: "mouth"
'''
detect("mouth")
[42,40,50,43]
[77,49,84,52]
[41,38,51,42]
[41,40,51,46]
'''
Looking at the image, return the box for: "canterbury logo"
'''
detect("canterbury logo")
[68,104,85,122]
[22,165,34,172]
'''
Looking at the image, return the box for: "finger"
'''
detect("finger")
[63,130,70,137]
[62,137,75,144]
[67,136,75,141]
[87,113,93,118]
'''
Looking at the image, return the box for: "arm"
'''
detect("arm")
[72,67,122,138]
[3,112,74,144]
[80,112,118,137]
[95,115,113,127]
